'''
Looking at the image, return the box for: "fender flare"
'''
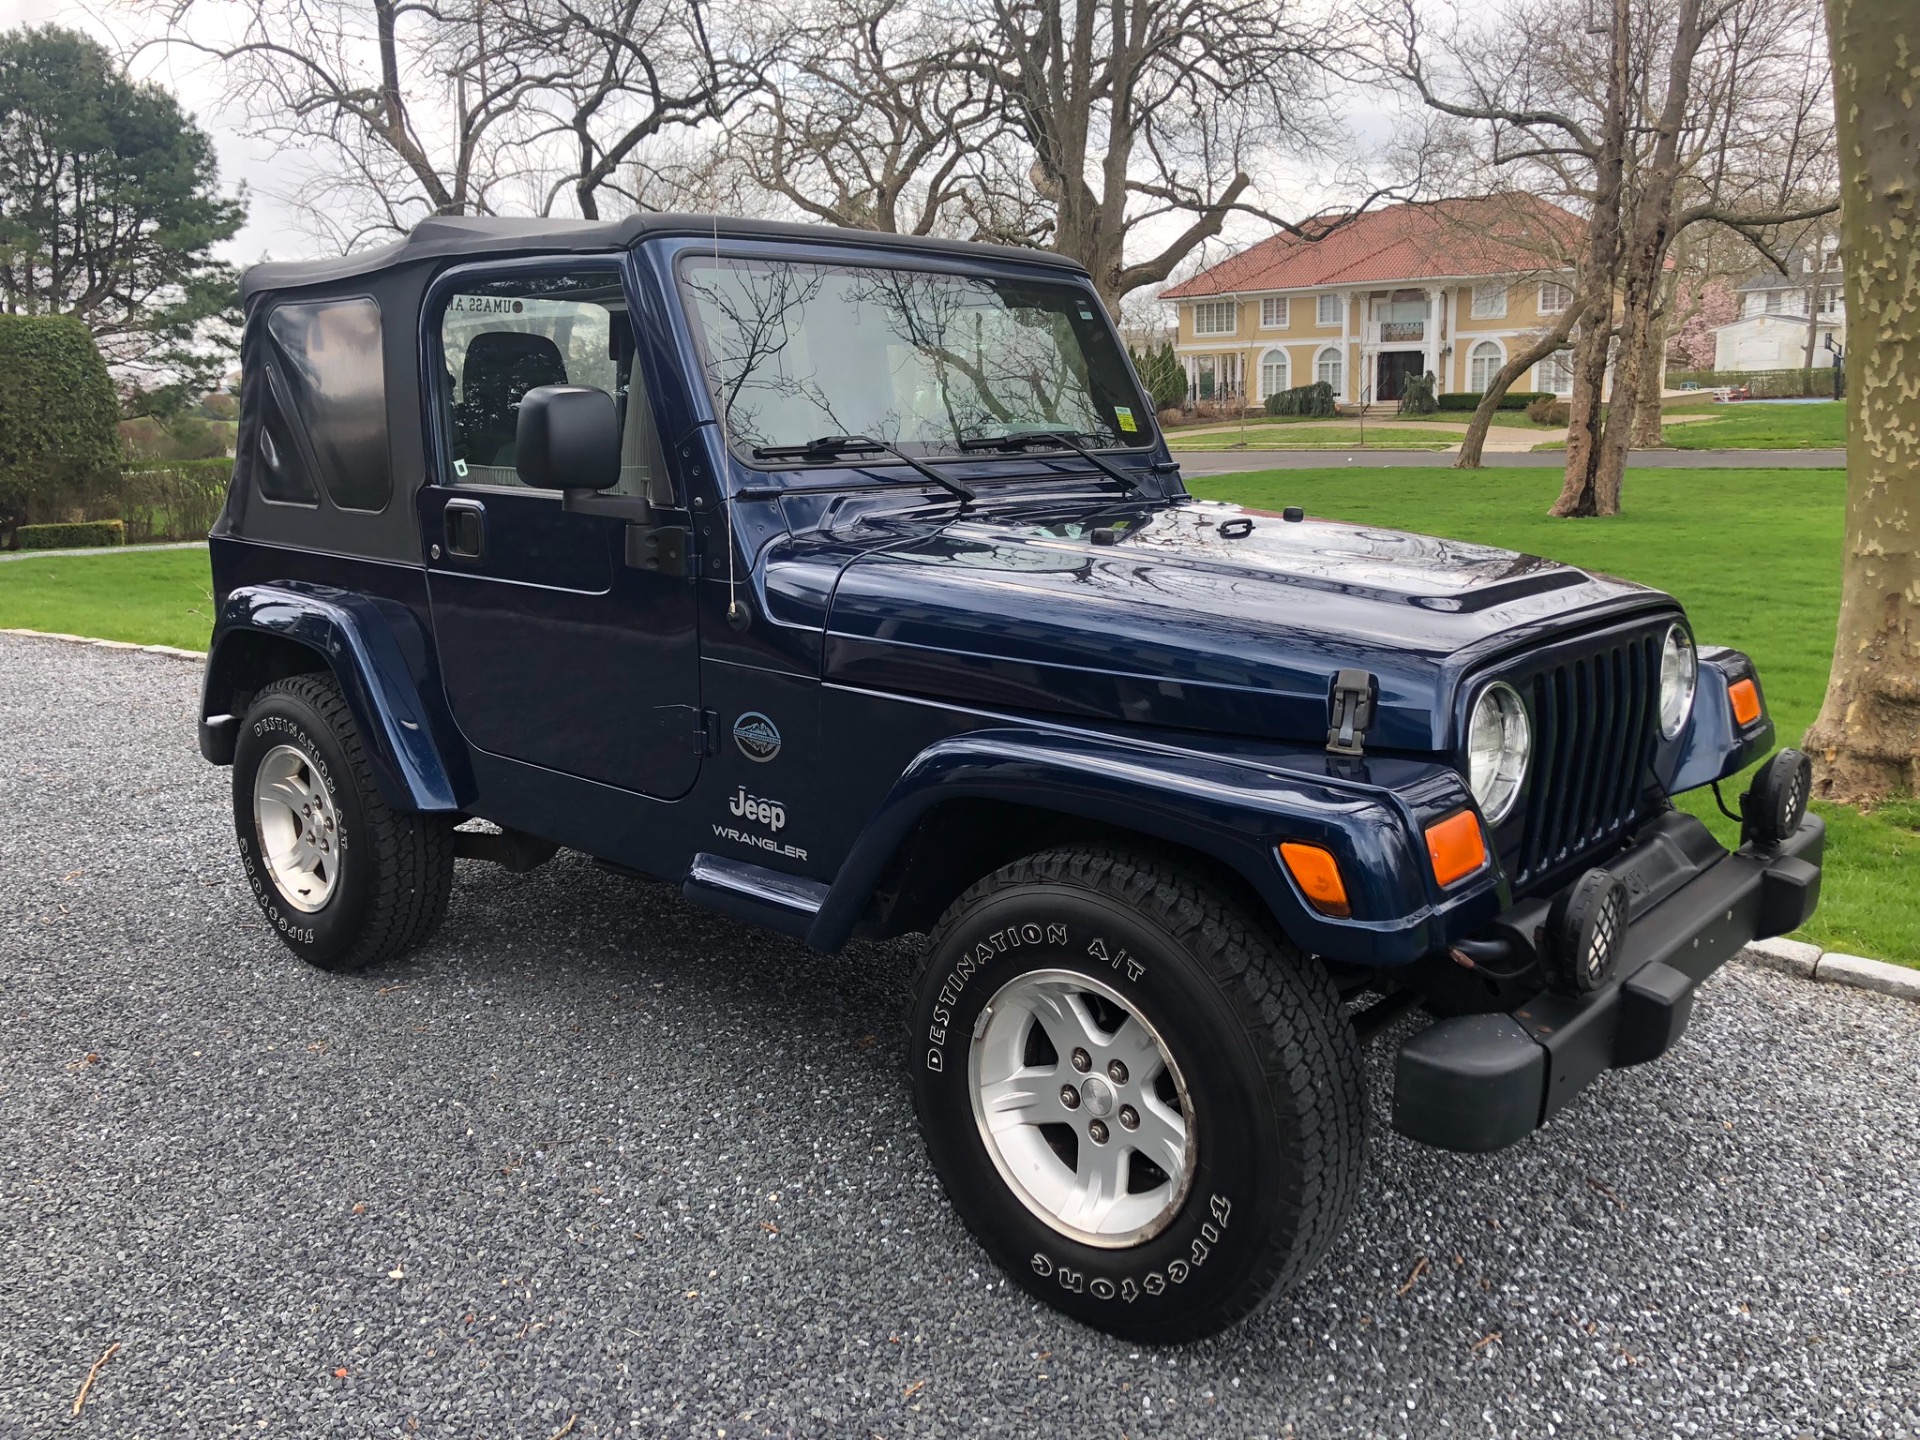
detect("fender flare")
[805,727,1502,966]
[1666,646,1776,794]
[200,583,465,813]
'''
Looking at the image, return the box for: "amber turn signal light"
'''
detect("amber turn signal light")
[1278,841,1351,918]
[1426,810,1488,887]
[1728,677,1762,727]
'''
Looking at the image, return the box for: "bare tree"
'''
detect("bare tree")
[1455,294,1588,467]
[728,0,1005,236]
[1802,0,1920,804]
[961,0,1381,311]
[153,0,737,244]
[1386,0,1837,516]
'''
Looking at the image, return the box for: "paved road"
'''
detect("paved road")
[3,634,1915,1439]
[1173,448,1846,477]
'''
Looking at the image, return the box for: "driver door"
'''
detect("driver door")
[419,260,703,800]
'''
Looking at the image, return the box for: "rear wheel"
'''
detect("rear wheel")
[231,674,454,972]
[907,848,1365,1341]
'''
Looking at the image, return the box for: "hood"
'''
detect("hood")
[805,499,1669,751]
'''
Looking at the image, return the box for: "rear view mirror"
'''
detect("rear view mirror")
[515,385,619,492]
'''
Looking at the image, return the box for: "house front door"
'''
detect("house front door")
[1377,351,1424,402]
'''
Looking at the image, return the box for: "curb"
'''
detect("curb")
[0,626,1915,1000]
[0,626,206,663]
[1737,937,1920,1002]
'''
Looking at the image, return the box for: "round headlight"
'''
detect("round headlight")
[1466,682,1530,825]
[1658,623,1697,739]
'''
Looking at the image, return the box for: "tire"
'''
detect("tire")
[231,673,454,973]
[907,847,1365,1342]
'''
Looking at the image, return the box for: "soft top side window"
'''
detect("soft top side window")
[262,297,391,512]
[434,269,671,504]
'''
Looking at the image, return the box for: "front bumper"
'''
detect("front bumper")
[1391,809,1825,1152]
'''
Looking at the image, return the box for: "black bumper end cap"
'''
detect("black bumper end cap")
[1392,1013,1545,1153]
[1757,854,1821,939]
[1614,960,1695,1067]
[199,713,237,766]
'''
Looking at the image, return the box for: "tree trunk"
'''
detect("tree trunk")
[1456,297,1587,468]
[1630,271,1676,448]
[1803,0,1920,804]
[1585,0,1705,515]
[1552,0,1630,518]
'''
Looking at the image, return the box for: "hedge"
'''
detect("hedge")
[0,315,121,527]
[116,459,231,544]
[17,519,125,550]
[1436,390,1555,412]
[1265,381,1337,417]
[1667,367,1838,398]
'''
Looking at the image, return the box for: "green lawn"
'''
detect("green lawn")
[2,484,1912,964]
[1533,400,1848,452]
[1170,425,1456,452]
[1658,399,1846,449]
[1193,463,1917,966]
[0,546,215,651]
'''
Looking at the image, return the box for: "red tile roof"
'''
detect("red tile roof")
[1160,195,1583,299]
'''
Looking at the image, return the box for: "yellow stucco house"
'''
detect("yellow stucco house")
[1160,195,1583,408]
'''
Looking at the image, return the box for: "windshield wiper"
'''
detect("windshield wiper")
[957,428,1142,493]
[751,434,974,502]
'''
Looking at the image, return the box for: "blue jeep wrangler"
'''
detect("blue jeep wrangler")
[199,215,1822,1341]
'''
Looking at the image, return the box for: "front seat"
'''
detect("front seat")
[454,331,569,472]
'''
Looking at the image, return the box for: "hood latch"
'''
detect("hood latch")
[1326,669,1377,756]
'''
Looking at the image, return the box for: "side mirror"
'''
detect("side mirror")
[514,385,620,492]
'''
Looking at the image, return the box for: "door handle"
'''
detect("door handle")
[444,499,485,558]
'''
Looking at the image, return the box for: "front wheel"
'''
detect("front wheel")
[907,848,1365,1342]
[230,673,453,972]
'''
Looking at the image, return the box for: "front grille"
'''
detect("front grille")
[1512,627,1663,885]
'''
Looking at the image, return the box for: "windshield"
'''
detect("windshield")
[678,257,1151,459]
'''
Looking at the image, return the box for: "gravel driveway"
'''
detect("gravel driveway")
[2,632,1916,1439]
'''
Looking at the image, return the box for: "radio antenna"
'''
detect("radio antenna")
[713,218,748,631]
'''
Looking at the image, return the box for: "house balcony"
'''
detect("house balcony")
[1364,320,1427,345]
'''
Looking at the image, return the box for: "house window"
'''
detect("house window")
[1260,348,1290,397]
[1820,288,1841,314]
[1536,349,1574,396]
[1315,346,1343,394]
[1538,281,1573,315]
[1764,291,1786,313]
[1471,284,1508,319]
[1192,300,1236,336]
[1260,296,1289,329]
[1316,293,1341,327]
[1468,339,1504,391]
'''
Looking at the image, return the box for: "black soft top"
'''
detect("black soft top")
[240,213,1088,300]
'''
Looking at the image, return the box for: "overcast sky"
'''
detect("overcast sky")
[2,0,1404,281]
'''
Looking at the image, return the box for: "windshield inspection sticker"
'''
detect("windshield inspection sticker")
[1114,406,1138,433]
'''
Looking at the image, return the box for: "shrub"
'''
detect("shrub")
[116,459,231,543]
[1265,381,1336,417]
[0,315,121,533]
[1437,390,1555,412]
[1398,373,1438,415]
[1129,342,1189,411]
[1667,367,1837,398]
[1526,396,1571,425]
[17,519,124,550]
